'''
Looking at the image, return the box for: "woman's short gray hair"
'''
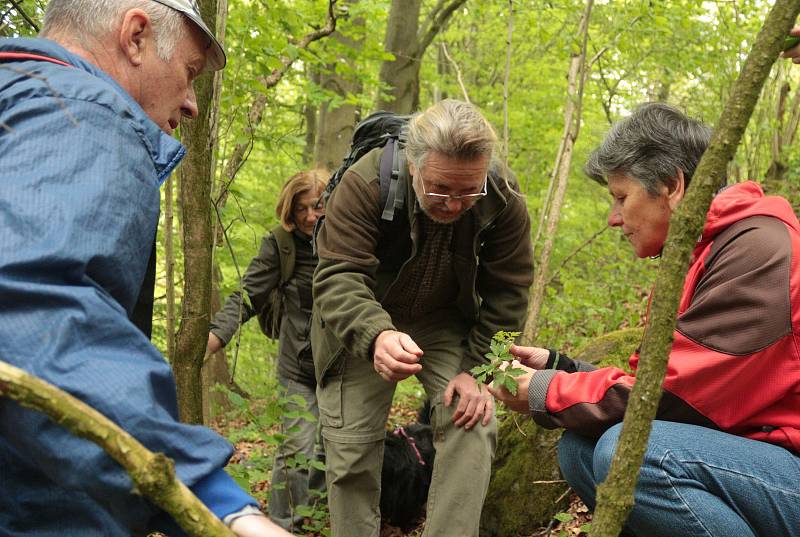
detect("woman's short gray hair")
[42,0,185,62]
[404,99,497,171]
[584,103,712,195]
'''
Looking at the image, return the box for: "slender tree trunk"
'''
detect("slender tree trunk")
[164,176,176,362]
[375,0,467,114]
[590,2,800,534]
[375,0,422,113]
[501,0,513,168]
[219,1,337,189]
[765,65,800,191]
[303,66,321,166]
[174,0,223,424]
[314,1,363,171]
[522,0,593,344]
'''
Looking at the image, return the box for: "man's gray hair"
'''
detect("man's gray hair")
[41,0,185,62]
[584,102,712,195]
[405,99,497,171]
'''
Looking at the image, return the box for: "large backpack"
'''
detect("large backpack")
[321,111,413,223]
[256,226,295,339]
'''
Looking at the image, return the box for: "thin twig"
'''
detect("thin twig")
[546,225,608,287]
[439,42,470,103]
[9,0,39,32]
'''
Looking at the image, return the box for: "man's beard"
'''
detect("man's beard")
[417,197,467,224]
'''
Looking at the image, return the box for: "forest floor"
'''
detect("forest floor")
[216,378,592,537]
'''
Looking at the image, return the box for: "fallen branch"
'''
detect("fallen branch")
[0,360,234,537]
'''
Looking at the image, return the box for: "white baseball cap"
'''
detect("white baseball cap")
[150,0,226,71]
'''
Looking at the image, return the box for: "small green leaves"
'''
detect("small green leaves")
[470,331,525,395]
[784,35,800,51]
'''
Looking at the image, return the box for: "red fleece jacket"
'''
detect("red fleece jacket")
[529,182,800,454]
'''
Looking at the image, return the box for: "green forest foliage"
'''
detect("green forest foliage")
[5,0,797,389]
[4,2,799,527]
[182,0,799,398]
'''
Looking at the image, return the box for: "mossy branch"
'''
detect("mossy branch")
[0,360,235,537]
[589,1,800,535]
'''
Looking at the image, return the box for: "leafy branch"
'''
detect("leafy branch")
[470,331,526,395]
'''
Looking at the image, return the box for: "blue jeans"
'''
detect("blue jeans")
[558,421,800,537]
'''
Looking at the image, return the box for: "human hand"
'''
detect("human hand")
[444,371,494,429]
[782,26,800,63]
[487,361,534,413]
[508,345,550,370]
[207,332,224,355]
[229,513,293,537]
[373,330,423,382]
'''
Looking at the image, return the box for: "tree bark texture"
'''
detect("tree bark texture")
[219,1,337,191]
[314,1,363,171]
[375,0,422,113]
[174,0,223,424]
[0,361,234,537]
[375,0,467,114]
[522,0,593,345]
[164,176,177,363]
[589,2,800,535]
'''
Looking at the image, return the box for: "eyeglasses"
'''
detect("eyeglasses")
[420,175,488,203]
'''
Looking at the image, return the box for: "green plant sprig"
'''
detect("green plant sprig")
[470,331,527,395]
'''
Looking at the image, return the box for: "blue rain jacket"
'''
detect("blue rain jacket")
[0,38,254,536]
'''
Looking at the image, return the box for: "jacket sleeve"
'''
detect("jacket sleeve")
[0,94,254,527]
[210,233,281,345]
[314,169,396,361]
[463,184,534,371]
[527,217,796,439]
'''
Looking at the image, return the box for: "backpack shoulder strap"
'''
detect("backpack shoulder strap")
[270,225,295,285]
[379,138,409,222]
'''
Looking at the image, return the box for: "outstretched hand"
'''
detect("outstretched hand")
[508,345,549,369]
[230,514,293,537]
[444,371,494,429]
[783,26,800,63]
[488,344,549,413]
[487,360,535,413]
[373,330,423,382]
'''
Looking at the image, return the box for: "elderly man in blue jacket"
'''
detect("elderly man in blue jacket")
[0,1,288,536]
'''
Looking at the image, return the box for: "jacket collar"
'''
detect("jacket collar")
[0,37,185,185]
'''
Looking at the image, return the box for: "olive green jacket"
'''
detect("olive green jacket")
[211,227,317,386]
[312,148,534,383]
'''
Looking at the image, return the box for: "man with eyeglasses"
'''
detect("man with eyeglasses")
[311,99,534,536]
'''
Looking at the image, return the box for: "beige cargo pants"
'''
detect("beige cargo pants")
[317,311,497,537]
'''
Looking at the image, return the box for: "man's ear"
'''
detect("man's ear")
[408,161,417,177]
[118,9,153,67]
[668,168,686,210]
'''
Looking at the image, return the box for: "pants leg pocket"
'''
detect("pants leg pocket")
[317,357,344,429]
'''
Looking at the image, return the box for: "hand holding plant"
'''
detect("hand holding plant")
[470,331,527,395]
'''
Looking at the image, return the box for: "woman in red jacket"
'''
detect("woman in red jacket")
[492,103,800,537]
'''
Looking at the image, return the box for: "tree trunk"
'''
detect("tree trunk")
[314,2,363,171]
[164,176,177,362]
[375,0,467,114]
[589,2,800,534]
[303,66,321,166]
[375,0,422,113]
[174,0,223,425]
[764,66,800,192]
[202,263,236,422]
[522,0,593,344]
[219,2,337,189]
